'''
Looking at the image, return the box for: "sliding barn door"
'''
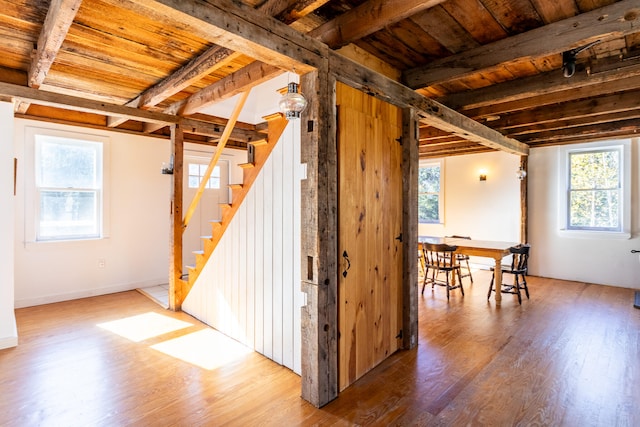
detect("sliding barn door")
[337,82,403,391]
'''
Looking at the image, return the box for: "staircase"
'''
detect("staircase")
[177,113,290,301]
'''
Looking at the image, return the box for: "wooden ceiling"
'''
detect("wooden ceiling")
[1,0,639,157]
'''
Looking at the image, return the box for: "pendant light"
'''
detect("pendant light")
[278,82,307,119]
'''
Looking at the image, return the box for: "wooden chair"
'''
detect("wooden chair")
[488,244,530,304]
[446,235,474,284]
[422,242,464,300]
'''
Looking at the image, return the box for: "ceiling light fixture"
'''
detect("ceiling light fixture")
[562,40,602,78]
[516,167,527,180]
[278,82,307,119]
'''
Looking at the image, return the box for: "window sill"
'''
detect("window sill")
[558,229,631,240]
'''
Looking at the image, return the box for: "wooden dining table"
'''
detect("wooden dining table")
[419,236,519,303]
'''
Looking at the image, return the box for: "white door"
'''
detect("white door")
[182,155,229,270]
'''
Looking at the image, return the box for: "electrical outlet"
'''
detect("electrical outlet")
[98,258,106,268]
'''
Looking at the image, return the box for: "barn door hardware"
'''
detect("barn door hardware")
[395,233,403,242]
[631,250,640,253]
[395,330,403,339]
[342,250,351,278]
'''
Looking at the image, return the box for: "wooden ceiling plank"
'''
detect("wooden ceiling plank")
[28,0,82,89]
[403,0,640,89]
[308,0,447,49]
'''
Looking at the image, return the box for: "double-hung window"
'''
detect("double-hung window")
[31,131,106,241]
[560,140,630,237]
[418,160,443,224]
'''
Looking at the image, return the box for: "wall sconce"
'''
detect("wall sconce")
[161,155,174,175]
[479,169,487,181]
[278,82,307,119]
[516,167,527,180]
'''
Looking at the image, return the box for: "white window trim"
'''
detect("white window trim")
[418,158,445,225]
[557,139,631,239]
[24,126,111,245]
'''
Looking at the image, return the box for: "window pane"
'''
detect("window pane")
[38,139,98,189]
[570,150,619,190]
[188,164,199,175]
[39,191,98,239]
[569,190,619,229]
[418,194,439,223]
[418,166,440,193]
[188,176,199,188]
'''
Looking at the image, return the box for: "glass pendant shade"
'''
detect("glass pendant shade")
[279,82,307,119]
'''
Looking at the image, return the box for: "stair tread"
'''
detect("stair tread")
[238,162,255,169]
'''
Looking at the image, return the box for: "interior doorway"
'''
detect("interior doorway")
[182,154,230,271]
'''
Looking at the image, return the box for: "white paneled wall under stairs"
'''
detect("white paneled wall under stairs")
[182,120,303,374]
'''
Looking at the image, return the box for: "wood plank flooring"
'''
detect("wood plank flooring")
[1,270,638,426]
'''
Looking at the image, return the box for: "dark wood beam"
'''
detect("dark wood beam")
[329,53,529,155]
[309,0,446,49]
[403,0,640,89]
[135,0,325,72]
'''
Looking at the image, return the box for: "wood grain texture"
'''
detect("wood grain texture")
[1,271,638,424]
[337,83,403,391]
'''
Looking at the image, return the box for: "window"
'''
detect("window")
[559,140,630,238]
[188,163,220,189]
[418,161,443,224]
[35,135,103,241]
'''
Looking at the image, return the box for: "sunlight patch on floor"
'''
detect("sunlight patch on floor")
[151,328,253,370]
[97,312,193,342]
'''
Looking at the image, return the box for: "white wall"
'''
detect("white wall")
[0,102,17,349]
[183,120,303,375]
[529,141,640,289]
[419,151,522,267]
[14,119,175,307]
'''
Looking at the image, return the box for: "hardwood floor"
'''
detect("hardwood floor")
[1,270,638,426]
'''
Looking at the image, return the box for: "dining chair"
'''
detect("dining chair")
[446,235,474,284]
[422,242,464,300]
[487,244,530,304]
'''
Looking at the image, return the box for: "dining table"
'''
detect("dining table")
[419,236,520,303]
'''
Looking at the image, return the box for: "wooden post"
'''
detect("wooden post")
[300,67,338,407]
[402,107,418,350]
[169,124,184,311]
[520,155,528,244]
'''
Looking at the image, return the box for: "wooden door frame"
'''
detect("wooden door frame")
[299,70,418,408]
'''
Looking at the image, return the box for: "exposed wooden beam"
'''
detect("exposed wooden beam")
[259,0,331,25]
[107,46,241,127]
[28,0,82,89]
[134,0,324,72]
[144,61,283,133]
[19,0,82,114]
[329,53,529,156]
[440,58,640,113]
[518,118,640,145]
[308,0,446,49]
[489,89,640,131]
[403,0,640,89]
[180,117,265,143]
[0,82,178,124]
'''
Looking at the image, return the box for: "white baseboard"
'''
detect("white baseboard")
[14,278,167,308]
[0,316,18,350]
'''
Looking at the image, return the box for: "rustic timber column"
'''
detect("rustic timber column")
[520,155,528,244]
[169,124,184,311]
[402,108,419,350]
[300,68,339,407]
